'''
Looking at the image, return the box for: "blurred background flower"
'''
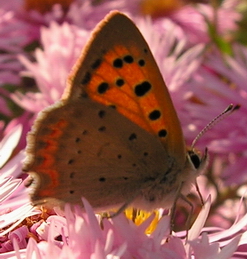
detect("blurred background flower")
[0,0,247,258]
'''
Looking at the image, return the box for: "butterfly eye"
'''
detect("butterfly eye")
[188,150,201,169]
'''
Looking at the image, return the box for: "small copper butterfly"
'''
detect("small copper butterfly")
[23,11,207,213]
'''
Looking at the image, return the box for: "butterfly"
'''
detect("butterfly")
[23,11,207,213]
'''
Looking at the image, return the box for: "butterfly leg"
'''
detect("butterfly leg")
[179,194,194,242]
[105,199,134,218]
[169,182,183,233]
[195,179,204,206]
[170,182,196,241]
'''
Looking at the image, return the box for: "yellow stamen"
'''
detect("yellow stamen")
[125,208,161,234]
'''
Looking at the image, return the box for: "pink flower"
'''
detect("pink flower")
[0,122,37,252]
[0,6,30,86]
[12,21,89,113]
[167,0,241,45]
[171,42,247,229]
[182,44,247,183]
[2,197,245,258]
[0,1,246,258]
[0,123,27,206]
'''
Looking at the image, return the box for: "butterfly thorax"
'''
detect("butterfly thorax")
[131,148,206,211]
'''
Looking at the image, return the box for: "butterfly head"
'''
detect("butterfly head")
[185,104,240,176]
[186,147,208,173]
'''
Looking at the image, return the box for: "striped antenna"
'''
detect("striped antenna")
[191,104,240,149]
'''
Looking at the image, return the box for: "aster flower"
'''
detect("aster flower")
[12,21,90,113]
[0,122,36,249]
[0,0,88,88]
[1,0,75,41]
[0,5,31,86]
[1,197,245,258]
[0,0,246,258]
[0,123,27,207]
[166,0,241,45]
[173,42,247,229]
[183,44,247,182]
[67,0,242,46]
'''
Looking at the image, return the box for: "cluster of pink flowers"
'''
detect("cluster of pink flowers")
[0,0,247,258]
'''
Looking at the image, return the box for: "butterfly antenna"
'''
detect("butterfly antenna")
[191,104,240,149]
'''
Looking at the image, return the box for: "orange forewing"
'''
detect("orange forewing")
[66,11,186,163]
